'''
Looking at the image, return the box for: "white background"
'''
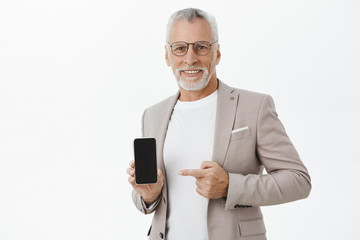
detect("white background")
[1,0,359,239]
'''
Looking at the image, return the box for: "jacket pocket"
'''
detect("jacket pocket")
[231,126,252,141]
[238,218,266,237]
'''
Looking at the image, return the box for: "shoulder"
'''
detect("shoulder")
[219,80,269,99]
[236,88,269,100]
[144,94,176,114]
[219,80,274,110]
[142,92,179,123]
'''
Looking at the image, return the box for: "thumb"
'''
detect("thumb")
[158,169,163,178]
[201,161,217,169]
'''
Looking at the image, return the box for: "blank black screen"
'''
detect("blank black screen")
[134,138,157,184]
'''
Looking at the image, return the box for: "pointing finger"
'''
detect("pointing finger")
[179,169,206,178]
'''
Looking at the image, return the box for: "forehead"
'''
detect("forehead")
[168,18,214,43]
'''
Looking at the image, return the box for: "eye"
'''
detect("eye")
[195,42,210,51]
[175,46,185,51]
[172,43,187,53]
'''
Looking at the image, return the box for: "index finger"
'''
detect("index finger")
[179,169,207,178]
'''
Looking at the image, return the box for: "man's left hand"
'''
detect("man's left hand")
[179,161,229,199]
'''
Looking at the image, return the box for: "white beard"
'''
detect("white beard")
[174,66,213,91]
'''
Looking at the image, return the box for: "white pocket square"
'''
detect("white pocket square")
[232,126,249,133]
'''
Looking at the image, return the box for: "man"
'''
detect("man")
[127,8,311,240]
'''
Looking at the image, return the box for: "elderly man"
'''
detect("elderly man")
[127,8,311,240]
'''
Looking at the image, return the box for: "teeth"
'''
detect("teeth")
[184,70,200,74]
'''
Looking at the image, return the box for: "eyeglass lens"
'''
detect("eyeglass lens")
[171,41,211,56]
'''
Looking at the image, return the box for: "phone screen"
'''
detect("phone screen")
[134,138,157,184]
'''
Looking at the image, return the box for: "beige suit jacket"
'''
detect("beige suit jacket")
[132,80,311,240]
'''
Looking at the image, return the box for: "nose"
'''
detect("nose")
[184,44,199,65]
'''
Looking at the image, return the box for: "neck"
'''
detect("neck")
[178,76,218,102]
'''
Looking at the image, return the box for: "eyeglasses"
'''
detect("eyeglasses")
[168,41,218,56]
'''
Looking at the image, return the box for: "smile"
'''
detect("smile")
[183,70,201,74]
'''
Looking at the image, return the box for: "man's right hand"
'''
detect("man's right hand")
[127,160,164,206]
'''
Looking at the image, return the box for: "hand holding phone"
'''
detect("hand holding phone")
[127,160,164,205]
[128,138,164,205]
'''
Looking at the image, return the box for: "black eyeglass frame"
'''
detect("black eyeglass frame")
[168,40,218,56]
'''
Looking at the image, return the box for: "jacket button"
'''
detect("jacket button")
[159,232,164,239]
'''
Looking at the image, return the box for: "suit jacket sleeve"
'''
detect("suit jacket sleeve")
[225,95,311,210]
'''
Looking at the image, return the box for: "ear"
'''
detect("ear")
[165,45,171,66]
[216,44,221,65]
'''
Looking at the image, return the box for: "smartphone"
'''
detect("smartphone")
[134,138,158,184]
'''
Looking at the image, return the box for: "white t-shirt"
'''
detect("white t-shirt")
[163,90,218,240]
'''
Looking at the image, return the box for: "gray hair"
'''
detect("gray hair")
[166,8,219,43]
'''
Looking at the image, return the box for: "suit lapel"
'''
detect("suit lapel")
[212,80,239,166]
[156,92,180,173]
